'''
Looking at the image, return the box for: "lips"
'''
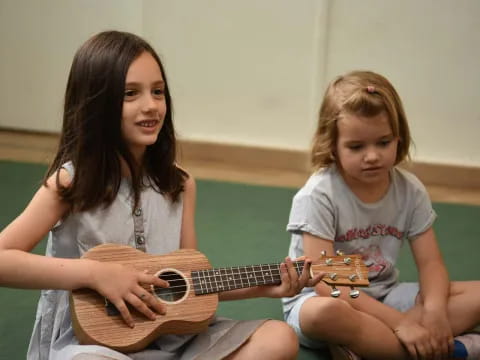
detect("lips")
[362,167,382,172]
[136,119,159,127]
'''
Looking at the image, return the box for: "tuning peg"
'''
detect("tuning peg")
[348,274,357,282]
[325,258,333,266]
[320,250,327,256]
[335,250,344,256]
[329,273,337,280]
[349,287,360,299]
[330,287,341,298]
[343,257,352,265]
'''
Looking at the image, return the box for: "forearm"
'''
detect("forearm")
[418,260,449,312]
[0,249,95,290]
[410,228,449,312]
[218,286,270,301]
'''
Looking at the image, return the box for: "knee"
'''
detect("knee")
[302,297,353,329]
[315,296,352,317]
[298,297,362,344]
[255,320,299,360]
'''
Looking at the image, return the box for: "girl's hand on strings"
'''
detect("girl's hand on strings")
[88,260,169,328]
[262,257,324,298]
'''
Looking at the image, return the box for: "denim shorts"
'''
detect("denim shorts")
[285,283,420,348]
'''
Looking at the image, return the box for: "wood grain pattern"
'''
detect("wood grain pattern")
[314,255,369,288]
[70,244,370,353]
[70,245,218,352]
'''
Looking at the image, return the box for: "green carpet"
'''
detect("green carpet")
[0,160,479,360]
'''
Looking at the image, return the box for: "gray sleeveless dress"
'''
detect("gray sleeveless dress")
[27,163,265,360]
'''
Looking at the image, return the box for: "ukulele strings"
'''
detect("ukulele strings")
[151,270,277,297]
[156,271,357,284]
[148,271,361,297]
[152,260,357,282]
[154,265,359,283]
[143,261,363,297]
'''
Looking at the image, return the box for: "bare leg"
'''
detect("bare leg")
[406,281,480,335]
[225,320,299,360]
[299,297,409,360]
[445,281,480,335]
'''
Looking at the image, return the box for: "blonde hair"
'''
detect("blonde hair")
[311,70,411,170]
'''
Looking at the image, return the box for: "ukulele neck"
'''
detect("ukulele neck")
[191,261,305,295]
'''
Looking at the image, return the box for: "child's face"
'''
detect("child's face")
[121,51,166,158]
[335,111,398,188]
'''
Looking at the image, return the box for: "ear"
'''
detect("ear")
[331,143,337,158]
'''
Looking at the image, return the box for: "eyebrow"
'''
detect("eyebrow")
[344,133,394,143]
[125,80,165,87]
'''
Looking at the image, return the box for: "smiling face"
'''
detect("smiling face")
[121,51,166,160]
[336,111,399,193]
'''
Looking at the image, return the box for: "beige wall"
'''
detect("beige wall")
[0,0,142,131]
[143,0,328,153]
[325,0,480,166]
[0,0,479,167]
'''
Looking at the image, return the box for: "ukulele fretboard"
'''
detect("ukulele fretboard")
[191,261,305,295]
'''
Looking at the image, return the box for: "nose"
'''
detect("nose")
[364,147,379,163]
[141,94,157,113]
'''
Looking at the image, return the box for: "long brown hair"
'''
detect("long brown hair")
[45,31,187,212]
[311,70,411,170]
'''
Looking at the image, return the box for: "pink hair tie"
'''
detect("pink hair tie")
[366,85,376,93]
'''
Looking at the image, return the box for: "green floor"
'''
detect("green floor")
[0,160,479,360]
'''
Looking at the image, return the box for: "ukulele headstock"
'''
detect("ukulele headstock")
[310,251,369,299]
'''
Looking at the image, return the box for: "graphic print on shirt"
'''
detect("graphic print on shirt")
[335,224,404,243]
[357,244,392,281]
[335,224,404,281]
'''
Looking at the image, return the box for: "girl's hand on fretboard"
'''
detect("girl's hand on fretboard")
[260,257,324,298]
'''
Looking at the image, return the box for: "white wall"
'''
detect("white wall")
[325,0,480,166]
[142,0,328,151]
[0,0,142,131]
[0,0,479,167]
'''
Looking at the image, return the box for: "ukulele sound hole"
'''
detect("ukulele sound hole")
[153,270,188,304]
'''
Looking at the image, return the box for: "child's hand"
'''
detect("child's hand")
[261,257,324,298]
[421,308,454,359]
[296,256,325,288]
[88,260,169,328]
[393,317,434,360]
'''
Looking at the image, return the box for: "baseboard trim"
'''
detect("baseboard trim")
[178,140,309,172]
[403,161,480,190]
[1,128,479,189]
[179,140,480,189]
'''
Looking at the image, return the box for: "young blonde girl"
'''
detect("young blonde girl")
[282,70,480,359]
[0,31,316,360]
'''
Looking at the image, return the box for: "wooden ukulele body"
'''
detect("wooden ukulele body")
[70,244,218,352]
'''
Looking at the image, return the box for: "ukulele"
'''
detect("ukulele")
[70,244,368,352]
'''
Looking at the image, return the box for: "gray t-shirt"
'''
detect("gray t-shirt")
[282,165,436,314]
